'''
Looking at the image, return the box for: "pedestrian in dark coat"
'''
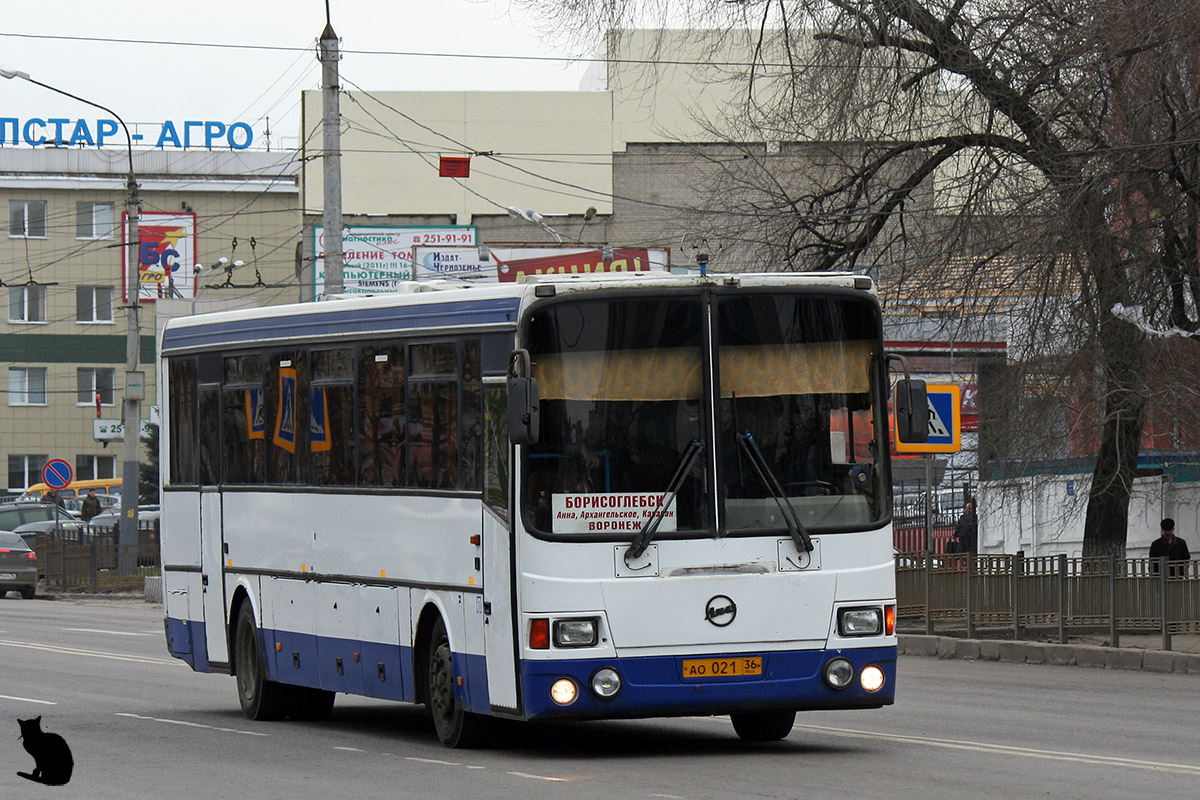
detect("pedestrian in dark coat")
[1149,518,1190,575]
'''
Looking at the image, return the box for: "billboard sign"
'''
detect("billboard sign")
[312,226,478,298]
[412,246,669,283]
[123,212,198,303]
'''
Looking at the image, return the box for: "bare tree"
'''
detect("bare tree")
[517,0,1200,555]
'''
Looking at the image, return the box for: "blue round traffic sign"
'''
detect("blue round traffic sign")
[42,459,74,490]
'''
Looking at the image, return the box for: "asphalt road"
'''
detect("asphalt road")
[1,598,1197,799]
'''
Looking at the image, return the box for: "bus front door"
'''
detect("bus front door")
[199,488,229,666]
[482,507,519,712]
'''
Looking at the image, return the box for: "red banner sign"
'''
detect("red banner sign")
[495,249,653,282]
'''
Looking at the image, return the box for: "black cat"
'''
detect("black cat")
[17,716,74,786]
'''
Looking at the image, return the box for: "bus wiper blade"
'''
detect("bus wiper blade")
[737,432,814,553]
[625,439,704,562]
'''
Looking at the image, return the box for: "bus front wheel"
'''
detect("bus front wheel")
[730,710,797,742]
[234,603,289,721]
[426,616,486,748]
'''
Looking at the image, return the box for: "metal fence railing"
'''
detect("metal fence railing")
[895,552,1200,651]
[34,521,160,592]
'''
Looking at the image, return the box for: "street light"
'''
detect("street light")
[507,206,565,244]
[2,66,142,563]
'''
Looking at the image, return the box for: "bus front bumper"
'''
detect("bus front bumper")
[518,645,896,720]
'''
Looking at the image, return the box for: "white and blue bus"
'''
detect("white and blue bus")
[159,271,926,746]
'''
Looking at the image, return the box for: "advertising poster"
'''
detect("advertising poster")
[122,211,198,302]
[412,246,670,283]
[313,226,478,298]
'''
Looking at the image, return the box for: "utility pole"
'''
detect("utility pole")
[319,10,344,298]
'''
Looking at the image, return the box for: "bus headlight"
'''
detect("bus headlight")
[590,667,622,699]
[860,665,885,692]
[838,607,882,637]
[823,657,854,690]
[553,618,599,648]
[550,678,578,705]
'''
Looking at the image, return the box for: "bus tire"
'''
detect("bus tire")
[234,603,289,721]
[730,710,796,742]
[288,685,335,721]
[426,616,486,748]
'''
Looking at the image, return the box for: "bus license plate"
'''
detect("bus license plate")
[682,656,763,679]
[0,573,16,580]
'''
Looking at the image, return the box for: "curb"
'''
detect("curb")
[899,634,1200,675]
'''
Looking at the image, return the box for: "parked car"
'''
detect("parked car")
[0,531,37,599]
[0,501,82,548]
[87,505,160,529]
[61,493,121,519]
[11,517,87,550]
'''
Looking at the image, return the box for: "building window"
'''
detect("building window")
[8,454,48,492]
[76,454,116,481]
[78,368,116,405]
[8,367,47,406]
[76,286,114,323]
[8,285,47,323]
[9,200,47,238]
[76,202,115,239]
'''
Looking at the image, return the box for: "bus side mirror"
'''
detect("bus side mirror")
[507,349,540,445]
[895,379,929,444]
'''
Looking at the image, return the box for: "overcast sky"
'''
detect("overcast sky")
[1,0,591,150]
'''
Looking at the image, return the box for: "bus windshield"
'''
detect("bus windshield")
[525,295,708,534]
[715,293,884,531]
[522,290,886,536]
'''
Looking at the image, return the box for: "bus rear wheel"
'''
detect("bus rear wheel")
[234,603,289,721]
[426,616,486,748]
[730,710,797,742]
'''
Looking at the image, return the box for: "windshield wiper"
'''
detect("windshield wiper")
[625,439,704,562]
[737,432,814,553]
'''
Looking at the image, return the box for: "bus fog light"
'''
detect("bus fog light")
[553,618,599,648]
[823,657,854,690]
[550,678,578,705]
[860,665,885,692]
[590,668,622,699]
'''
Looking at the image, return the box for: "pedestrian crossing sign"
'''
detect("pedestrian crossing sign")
[894,384,962,453]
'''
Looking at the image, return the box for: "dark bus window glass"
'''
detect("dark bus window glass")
[524,296,707,533]
[483,382,509,516]
[715,293,884,531]
[198,387,221,486]
[481,333,513,375]
[460,340,481,491]
[222,355,264,484]
[310,349,355,486]
[265,352,308,484]
[168,358,197,484]
[358,345,405,486]
[409,342,459,489]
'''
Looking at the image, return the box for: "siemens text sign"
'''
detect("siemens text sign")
[1,118,254,150]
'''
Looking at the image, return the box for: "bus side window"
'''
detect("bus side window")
[222,354,265,485]
[168,357,198,485]
[483,381,509,517]
[408,342,458,489]
[358,344,405,487]
[310,349,355,486]
[460,340,482,491]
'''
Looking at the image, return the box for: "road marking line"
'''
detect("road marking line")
[114,712,268,736]
[334,746,365,752]
[773,720,1200,777]
[63,627,151,636]
[0,638,176,665]
[406,757,464,766]
[0,694,56,705]
[508,771,570,782]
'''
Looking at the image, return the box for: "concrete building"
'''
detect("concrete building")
[1,149,298,495]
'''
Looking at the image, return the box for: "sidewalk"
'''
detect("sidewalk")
[899,632,1200,675]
